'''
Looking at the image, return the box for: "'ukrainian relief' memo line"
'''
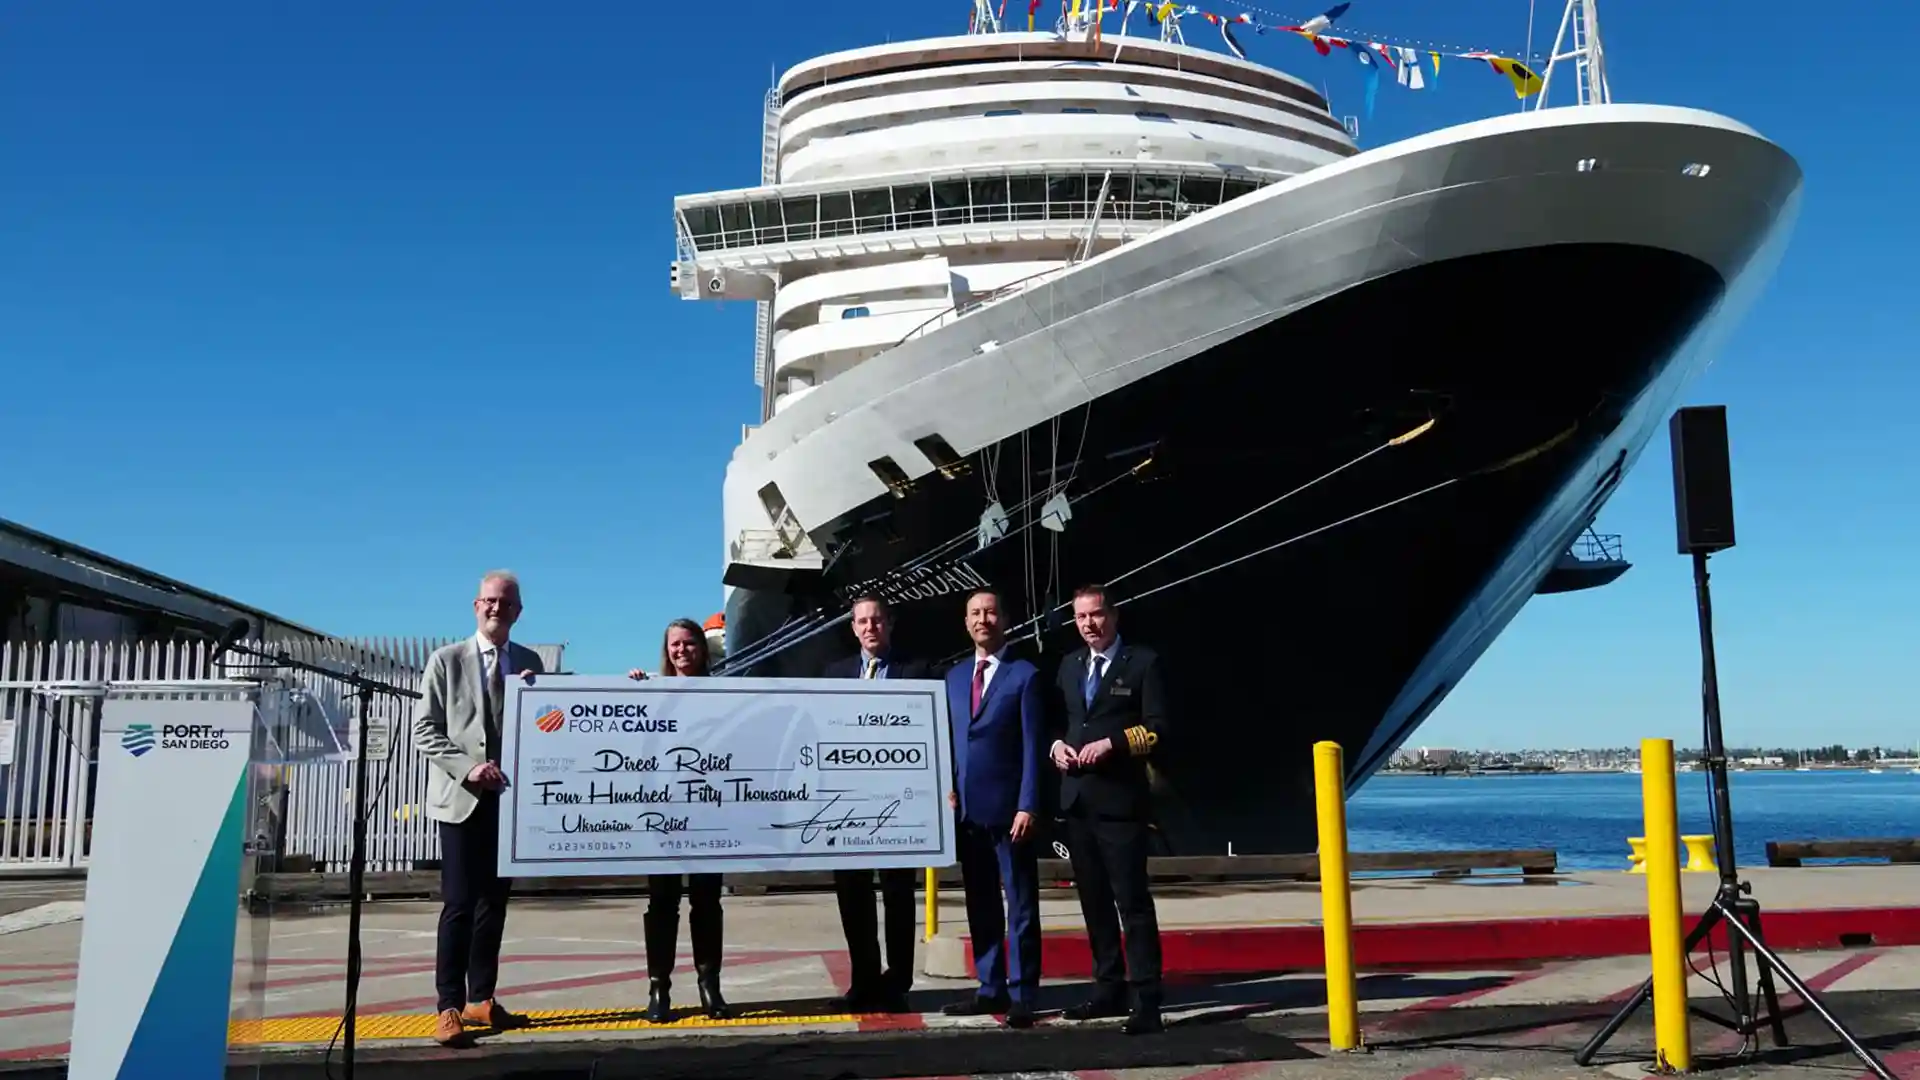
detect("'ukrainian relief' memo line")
[498,675,958,876]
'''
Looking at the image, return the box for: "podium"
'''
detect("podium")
[67,679,306,1080]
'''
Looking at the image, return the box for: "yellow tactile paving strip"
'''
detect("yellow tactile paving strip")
[229,1008,860,1044]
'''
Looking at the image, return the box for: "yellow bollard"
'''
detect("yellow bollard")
[1680,835,1717,872]
[1627,835,1648,873]
[1641,738,1692,1072]
[924,867,938,941]
[1314,740,1361,1052]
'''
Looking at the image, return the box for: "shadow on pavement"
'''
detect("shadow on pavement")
[220,1021,1313,1080]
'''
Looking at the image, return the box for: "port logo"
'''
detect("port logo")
[122,723,157,757]
[534,706,566,734]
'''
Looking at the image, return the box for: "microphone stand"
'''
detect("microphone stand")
[221,639,419,1080]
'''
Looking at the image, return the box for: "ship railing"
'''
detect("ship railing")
[677,166,1262,255]
[894,264,1079,346]
[1569,528,1623,564]
[689,197,1197,254]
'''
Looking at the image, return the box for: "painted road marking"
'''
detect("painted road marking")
[1699,949,1883,1057]
[0,902,83,936]
[229,1006,865,1044]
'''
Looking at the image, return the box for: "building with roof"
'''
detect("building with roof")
[1,516,331,646]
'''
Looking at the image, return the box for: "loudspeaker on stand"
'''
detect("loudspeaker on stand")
[1670,405,1736,555]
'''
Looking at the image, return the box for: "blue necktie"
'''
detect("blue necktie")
[1084,656,1103,706]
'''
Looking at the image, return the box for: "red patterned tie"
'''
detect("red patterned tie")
[971,658,988,714]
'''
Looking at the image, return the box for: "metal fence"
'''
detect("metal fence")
[0,635,564,875]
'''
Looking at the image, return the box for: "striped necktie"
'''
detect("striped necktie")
[863,655,878,679]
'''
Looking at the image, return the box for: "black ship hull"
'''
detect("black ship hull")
[724,242,1726,854]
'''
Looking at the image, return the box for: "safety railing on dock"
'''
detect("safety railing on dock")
[0,636,564,875]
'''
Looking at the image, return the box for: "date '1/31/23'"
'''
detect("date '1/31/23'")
[851,712,912,727]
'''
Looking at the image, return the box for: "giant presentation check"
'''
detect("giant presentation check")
[498,675,956,877]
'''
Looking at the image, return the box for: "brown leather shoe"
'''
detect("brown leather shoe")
[460,998,520,1030]
[434,1007,464,1045]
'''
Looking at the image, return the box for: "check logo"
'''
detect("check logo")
[534,707,566,734]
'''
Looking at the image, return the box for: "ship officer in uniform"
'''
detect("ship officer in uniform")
[1050,582,1169,1034]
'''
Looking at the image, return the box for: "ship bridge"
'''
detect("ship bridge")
[669,24,1358,432]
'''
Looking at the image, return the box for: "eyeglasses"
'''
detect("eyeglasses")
[475,597,516,609]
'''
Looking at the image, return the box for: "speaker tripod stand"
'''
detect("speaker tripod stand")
[1573,550,1892,1078]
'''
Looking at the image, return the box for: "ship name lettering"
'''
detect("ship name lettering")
[850,560,989,606]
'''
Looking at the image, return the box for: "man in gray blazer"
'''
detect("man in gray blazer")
[412,570,545,1046]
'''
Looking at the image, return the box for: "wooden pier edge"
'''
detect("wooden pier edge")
[245,847,1558,905]
[1766,838,1920,867]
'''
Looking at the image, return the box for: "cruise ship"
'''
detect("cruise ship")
[669,0,1803,854]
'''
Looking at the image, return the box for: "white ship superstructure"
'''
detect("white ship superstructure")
[674,10,1354,422]
[667,1,1804,855]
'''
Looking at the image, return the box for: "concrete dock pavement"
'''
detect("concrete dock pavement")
[206,989,1920,1080]
[2,866,1920,1074]
[922,865,1920,976]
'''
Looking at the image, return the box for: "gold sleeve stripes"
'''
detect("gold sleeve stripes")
[1124,725,1158,756]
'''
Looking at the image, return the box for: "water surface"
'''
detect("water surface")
[1347,769,1920,870]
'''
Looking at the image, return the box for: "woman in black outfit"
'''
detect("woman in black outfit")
[627,618,733,1022]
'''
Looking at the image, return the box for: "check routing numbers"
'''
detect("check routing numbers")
[506,681,948,870]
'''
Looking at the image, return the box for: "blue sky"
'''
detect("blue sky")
[2,1,1912,751]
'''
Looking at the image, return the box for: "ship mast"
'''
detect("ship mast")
[1155,4,1188,45]
[1533,0,1611,108]
[967,0,1001,34]
[1107,1,1190,44]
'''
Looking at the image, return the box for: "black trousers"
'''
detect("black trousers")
[645,872,724,980]
[436,791,512,1012]
[1065,804,1162,1006]
[832,866,917,996]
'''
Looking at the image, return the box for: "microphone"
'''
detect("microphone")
[211,617,252,655]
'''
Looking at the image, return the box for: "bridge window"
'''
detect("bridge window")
[852,188,892,234]
[782,195,819,243]
[970,176,1010,223]
[1136,110,1174,121]
[1132,174,1177,219]
[1009,175,1046,221]
[984,108,1022,117]
[841,306,871,319]
[1061,106,1096,113]
[818,192,854,239]
[1181,176,1224,207]
[893,183,934,230]
[932,179,970,226]
[679,166,1277,251]
[1047,173,1087,217]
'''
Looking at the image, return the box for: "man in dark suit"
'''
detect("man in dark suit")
[1050,582,1169,1034]
[939,587,1044,1028]
[411,570,546,1046]
[822,593,930,1013]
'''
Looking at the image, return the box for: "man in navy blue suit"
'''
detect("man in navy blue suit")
[820,594,931,1013]
[940,587,1045,1028]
